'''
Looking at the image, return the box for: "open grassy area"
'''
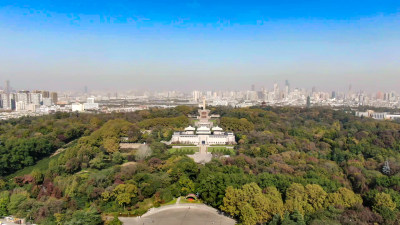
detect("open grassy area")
[162,198,178,206]
[169,143,196,146]
[6,152,64,180]
[210,144,235,147]
[168,147,199,154]
[116,198,155,217]
[208,147,235,155]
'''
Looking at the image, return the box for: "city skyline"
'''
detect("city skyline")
[1,78,399,95]
[1,1,400,92]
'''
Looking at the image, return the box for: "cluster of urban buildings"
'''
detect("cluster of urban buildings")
[192,82,400,108]
[355,110,400,120]
[0,80,101,120]
[0,81,58,111]
[1,79,400,120]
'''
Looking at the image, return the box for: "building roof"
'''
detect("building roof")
[197,126,210,131]
[196,126,211,134]
[212,126,223,131]
[184,126,196,131]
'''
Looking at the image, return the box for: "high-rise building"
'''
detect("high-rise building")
[376,91,384,100]
[41,91,50,98]
[17,91,30,105]
[1,94,10,110]
[285,80,290,98]
[5,80,10,93]
[273,83,279,99]
[9,93,16,110]
[2,80,11,110]
[50,92,58,105]
[43,98,52,106]
[30,93,41,105]
[16,101,26,111]
[251,84,255,91]
[331,91,336,99]
[192,90,201,102]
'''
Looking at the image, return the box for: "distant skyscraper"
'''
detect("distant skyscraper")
[41,91,50,98]
[17,91,30,105]
[273,83,278,93]
[30,92,41,105]
[50,92,58,105]
[273,83,279,100]
[192,90,201,102]
[312,86,316,93]
[2,80,11,110]
[84,86,88,94]
[376,91,384,100]
[251,84,255,91]
[285,80,290,97]
[285,80,290,90]
[42,98,52,106]
[5,80,10,93]
[331,91,336,99]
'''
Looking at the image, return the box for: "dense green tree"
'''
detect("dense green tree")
[8,191,30,215]
[284,183,308,215]
[108,214,123,225]
[240,203,258,225]
[65,208,103,225]
[326,187,362,208]
[2,106,400,224]
[0,191,9,216]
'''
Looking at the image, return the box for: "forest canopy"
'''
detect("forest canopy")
[0,107,400,224]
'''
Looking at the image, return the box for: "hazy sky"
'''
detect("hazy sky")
[0,0,399,92]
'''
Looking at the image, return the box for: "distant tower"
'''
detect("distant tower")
[192,90,201,102]
[273,83,279,100]
[285,80,290,97]
[2,80,11,110]
[346,84,353,101]
[5,80,10,93]
[251,84,255,91]
[50,92,58,105]
[84,86,88,94]
[285,80,290,91]
[306,96,311,108]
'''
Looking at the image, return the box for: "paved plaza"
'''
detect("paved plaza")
[119,204,236,225]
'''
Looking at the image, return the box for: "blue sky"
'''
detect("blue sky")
[0,0,399,92]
